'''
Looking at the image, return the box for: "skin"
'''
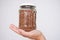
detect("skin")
[9,24,46,40]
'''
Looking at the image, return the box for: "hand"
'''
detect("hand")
[9,24,46,40]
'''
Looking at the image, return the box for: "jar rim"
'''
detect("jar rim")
[20,5,35,9]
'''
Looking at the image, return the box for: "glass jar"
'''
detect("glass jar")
[19,5,36,32]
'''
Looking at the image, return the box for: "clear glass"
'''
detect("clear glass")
[19,5,36,32]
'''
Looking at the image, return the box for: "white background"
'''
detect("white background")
[0,0,60,40]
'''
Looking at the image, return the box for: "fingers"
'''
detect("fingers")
[9,24,20,34]
[9,24,31,37]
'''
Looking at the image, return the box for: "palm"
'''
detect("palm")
[9,24,45,40]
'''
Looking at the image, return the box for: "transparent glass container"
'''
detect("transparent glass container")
[19,5,36,32]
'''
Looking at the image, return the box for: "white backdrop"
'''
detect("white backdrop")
[0,0,60,40]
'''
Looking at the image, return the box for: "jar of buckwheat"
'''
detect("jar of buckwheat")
[19,4,36,32]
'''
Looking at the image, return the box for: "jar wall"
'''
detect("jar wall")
[19,5,36,32]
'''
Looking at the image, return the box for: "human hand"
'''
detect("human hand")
[9,24,46,40]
